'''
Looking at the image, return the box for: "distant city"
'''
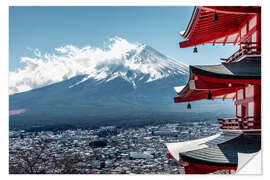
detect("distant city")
[9,121,220,174]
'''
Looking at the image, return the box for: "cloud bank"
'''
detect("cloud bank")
[9,37,141,94]
[9,37,187,95]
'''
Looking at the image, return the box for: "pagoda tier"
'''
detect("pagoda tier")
[166,133,261,174]
[174,57,261,103]
[180,6,261,48]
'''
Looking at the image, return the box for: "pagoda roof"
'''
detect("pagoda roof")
[165,133,240,161]
[174,57,261,103]
[179,6,260,48]
[190,57,261,80]
[180,134,261,167]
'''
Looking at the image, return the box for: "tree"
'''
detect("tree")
[10,143,91,174]
[9,143,48,174]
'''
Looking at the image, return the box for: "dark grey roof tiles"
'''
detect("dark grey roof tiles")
[190,57,261,79]
[180,134,261,166]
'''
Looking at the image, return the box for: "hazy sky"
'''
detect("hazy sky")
[9,6,239,72]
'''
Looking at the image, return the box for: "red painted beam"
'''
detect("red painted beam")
[194,22,240,32]
[197,14,248,25]
[233,32,240,45]
[222,93,228,101]
[213,39,216,46]
[182,161,221,174]
[202,6,261,15]
[194,16,245,30]
[209,42,235,44]
[233,94,236,100]
[197,74,261,85]
[174,87,240,103]
[190,80,244,90]
[191,26,239,38]
[192,15,248,34]
[240,24,259,42]
[223,35,229,46]
[180,27,239,48]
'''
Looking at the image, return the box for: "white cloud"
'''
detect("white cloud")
[9,37,139,94]
[9,37,188,95]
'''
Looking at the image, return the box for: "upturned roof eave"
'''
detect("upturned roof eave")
[181,6,201,39]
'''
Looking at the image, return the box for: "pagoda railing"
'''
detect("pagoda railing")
[220,42,261,64]
[218,116,261,130]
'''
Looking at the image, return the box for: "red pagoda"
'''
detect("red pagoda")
[166,6,261,174]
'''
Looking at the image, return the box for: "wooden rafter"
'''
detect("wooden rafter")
[213,40,216,46]
[223,35,229,46]
[233,32,240,45]
[180,26,239,48]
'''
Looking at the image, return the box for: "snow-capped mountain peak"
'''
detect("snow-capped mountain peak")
[9,37,188,94]
[67,44,188,88]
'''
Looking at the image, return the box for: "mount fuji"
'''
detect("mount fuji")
[9,39,234,129]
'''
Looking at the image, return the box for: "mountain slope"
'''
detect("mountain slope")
[9,42,234,129]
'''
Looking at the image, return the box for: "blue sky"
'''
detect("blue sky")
[9,6,238,72]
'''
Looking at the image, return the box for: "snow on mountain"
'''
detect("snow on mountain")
[9,38,236,129]
[9,37,188,94]
[68,44,188,89]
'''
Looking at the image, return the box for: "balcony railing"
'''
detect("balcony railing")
[217,116,261,131]
[220,43,261,64]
